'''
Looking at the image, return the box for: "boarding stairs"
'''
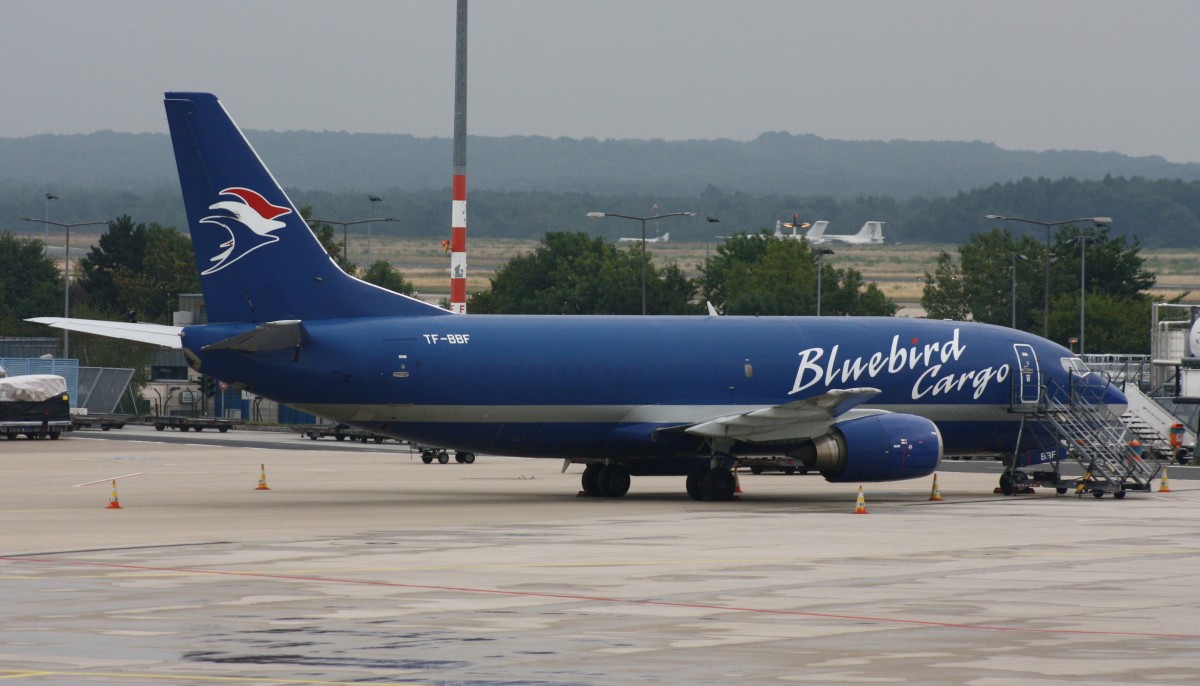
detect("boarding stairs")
[1006,374,1160,497]
[1118,381,1195,464]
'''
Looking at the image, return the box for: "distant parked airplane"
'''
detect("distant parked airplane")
[808,221,885,245]
[775,220,820,240]
[618,232,669,243]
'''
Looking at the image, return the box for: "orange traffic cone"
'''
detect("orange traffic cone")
[256,464,271,491]
[1159,466,1171,493]
[853,485,868,514]
[106,480,122,509]
[928,473,943,501]
[733,467,743,494]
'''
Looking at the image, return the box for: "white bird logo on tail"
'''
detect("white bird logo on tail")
[199,187,292,275]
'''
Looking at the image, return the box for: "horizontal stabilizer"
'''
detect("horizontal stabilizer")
[203,320,305,352]
[26,317,182,349]
[684,387,881,440]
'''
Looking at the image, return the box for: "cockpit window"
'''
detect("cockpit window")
[1062,357,1090,375]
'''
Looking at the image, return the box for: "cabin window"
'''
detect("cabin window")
[744,362,754,378]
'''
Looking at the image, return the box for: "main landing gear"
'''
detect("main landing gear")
[576,451,739,501]
[580,463,630,498]
[686,466,737,501]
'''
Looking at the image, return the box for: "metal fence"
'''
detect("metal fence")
[77,367,135,414]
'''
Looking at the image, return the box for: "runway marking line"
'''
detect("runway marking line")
[0,670,426,685]
[3,555,1199,640]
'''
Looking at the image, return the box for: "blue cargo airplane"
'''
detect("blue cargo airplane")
[31,93,1126,501]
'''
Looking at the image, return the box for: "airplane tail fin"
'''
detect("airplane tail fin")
[660,233,669,243]
[863,221,885,242]
[164,92,448,323]
[806,221,828,239]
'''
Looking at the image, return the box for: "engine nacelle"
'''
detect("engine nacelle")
[805,413,942,483]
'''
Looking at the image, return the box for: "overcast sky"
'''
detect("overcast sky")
[5,0,1199,163]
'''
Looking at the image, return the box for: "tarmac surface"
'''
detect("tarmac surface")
[3,426,1200,685]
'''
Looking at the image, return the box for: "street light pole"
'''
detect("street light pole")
[367,195,382,265]
[984,215,1111,338]
[707,234,728,262]
[704,216,721,261]
[586,211,696,315]
[43,193,58,256]
[309,217,395,269]
[1010,252,1027,329]
[1069,234,1099,355]
[814,248,835,316]
[21,217,108,359]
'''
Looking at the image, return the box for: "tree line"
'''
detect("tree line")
[4,175,1198,249]
[922,225,1159,353]
[5,129,1199,198]
[0,213,1164,359]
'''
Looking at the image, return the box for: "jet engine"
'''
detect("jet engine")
[796,413,942,482]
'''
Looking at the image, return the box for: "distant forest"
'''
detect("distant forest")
[2,130,1199,247]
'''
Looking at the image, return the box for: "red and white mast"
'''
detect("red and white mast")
[449,0,468,314]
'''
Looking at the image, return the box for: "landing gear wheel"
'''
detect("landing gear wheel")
[999,472,1015,496]
[582,464,603,497]
[437,451,450,464]
[702,468,736,501]
[455,452,475,464]
[595,464,631,498]
[686,467,707,501]
[421,452,434,464]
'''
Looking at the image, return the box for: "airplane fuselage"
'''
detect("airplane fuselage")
[185,315,1106,460]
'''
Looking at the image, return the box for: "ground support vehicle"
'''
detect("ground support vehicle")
[149,415,239,433]
[296,424,398,443]
[71,414,133,431]
[1,374,72,440]
[413,444,476,464]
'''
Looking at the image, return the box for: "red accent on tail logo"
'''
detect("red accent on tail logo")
[199,187,292,275]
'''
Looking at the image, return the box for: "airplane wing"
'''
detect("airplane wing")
[681,387,882,442]
[26,317,183,349]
